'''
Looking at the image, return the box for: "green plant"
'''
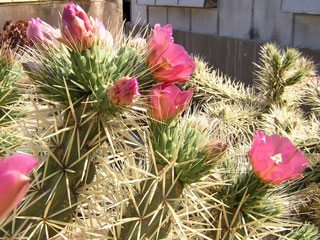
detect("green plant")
[1,5,320,240]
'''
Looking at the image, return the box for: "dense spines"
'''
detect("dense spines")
[2,7,320,239]
[0,48,25,159]
[116,164,184,240]
[109,112,228,240]
[254,44,315,106]
[187,58,258,109]
[0,8,150,239]
[184,45,319,239]
[1,107,103,239]
[211,172,287,239]
[279,223,320,240]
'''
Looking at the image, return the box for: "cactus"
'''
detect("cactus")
[211,172,288,239]
[0,5,149,239]
[0,47,24,157]
[109,114,227,240]
[279,223,319,240]
[185,45,320,239]
[2,4,320,240]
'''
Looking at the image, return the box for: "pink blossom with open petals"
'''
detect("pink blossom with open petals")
[150,84,194,121]
[0,154,38,221]
[249,130,309,185]
[26,18,60,46]
[148,24,195,84]
[62,3,113,50]
[109,77,141,105]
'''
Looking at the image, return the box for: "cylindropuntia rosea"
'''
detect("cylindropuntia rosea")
[1,3,320,240]
[0,3,149,239]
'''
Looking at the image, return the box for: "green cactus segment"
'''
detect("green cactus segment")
[175,123,214,183]
[70,45,148,92]
[119,164,184,240]
[89,86,116,112]
[7,35,150,239]
[279,223,319,240]
[0,133,20,157]
[303,161,320,185]
[70,48,107,92]
[0,107,104,239]
[0,49,21,123]
[111,46,149,83]
[213,172,283,239]
[0,49,24,158]
[31,45,149,110]
[255,44,314,106]
[29,47,86,106]
[151,121,180,165]
[151,120,222,183]
[287,162,320,193]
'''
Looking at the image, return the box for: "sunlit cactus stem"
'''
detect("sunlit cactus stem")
[278,223,320,240]
[213,171,283,239]
[0,3,149,238]
[0,47,24,157]
[118,164,184,240]
[114,108,227,239]
[1,106,105,239]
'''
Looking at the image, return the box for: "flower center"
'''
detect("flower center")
[270,153,282,165]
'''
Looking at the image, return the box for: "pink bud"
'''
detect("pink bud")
[150,84,194,121]
[0,154,38,221]
[62,3,112,50]
[249,130,309,185]
[148,24,195,84]
[90,17,113,48]
[109,77,141,105]
[26,18,59,45]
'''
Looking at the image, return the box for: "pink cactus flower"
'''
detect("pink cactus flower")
[248,130,309,185]
[62,3,113,50]
[150,84,194,121]
[148,24,195,84]
[109,77,141,105]
[0,154,38,221]
[26,18,60,45]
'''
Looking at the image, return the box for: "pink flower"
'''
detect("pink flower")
[0,154,38,221]
[26,18,59,45]
[249,130,309,185]
[62,3,113,50]
[109,77,141,105]
[148,24,195,84]
[150,84,194,121]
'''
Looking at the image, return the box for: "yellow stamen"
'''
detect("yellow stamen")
[270,153,282,164]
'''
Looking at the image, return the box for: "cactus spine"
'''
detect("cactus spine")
[2,4,320,239]
[0,6,148,239]
[0,47,23,157]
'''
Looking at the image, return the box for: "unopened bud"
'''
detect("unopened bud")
[204,142,228,162]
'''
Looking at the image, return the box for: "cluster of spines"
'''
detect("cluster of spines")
[2,9,320,240]
[188,44,320,239]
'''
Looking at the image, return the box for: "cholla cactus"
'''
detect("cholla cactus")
[1,3,320,240]
[0,47,24,157]
[185,44,320,239]
[0,3,149,239]
[279,223,319,240]
[0,3,217,240]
